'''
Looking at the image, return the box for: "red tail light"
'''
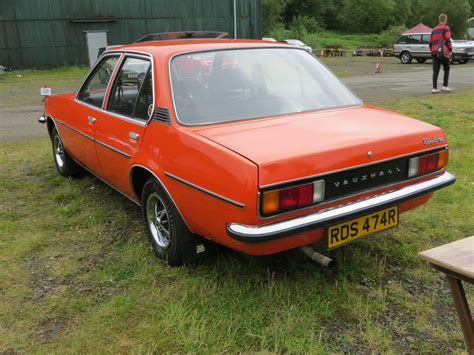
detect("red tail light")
[261,180,325,216]
[418,153,439,174]
[408,149,448,178]
[280,184,313,209]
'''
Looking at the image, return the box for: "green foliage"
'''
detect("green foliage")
[393,0,412,26]
[262,0,288,36]
[289,15,324,37]
[408,0,472,37]
[338,0,397,33]
[263,0,472,38]
[377,25,409,46]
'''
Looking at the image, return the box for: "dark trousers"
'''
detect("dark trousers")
[432,55,450,89]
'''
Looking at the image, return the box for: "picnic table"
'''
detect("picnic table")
[419,236,474,354]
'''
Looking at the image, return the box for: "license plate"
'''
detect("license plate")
[327,206,399,249]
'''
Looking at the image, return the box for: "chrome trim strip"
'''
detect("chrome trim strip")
[56,119,131,159]
[74,99,147,126]
[228,171,456,242]
[101,53,126,111]
[167,46,362,127]
[164,172,246,209]
[48,117,140,206]
[260,145,448,189]
[56,119,94,141]
[257,168,445,220]
[74,50,155,127]
[75,52,122,100]
[95,140,131,159]
[128,165,193,232]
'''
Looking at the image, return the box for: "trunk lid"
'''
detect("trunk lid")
[194,105,446,186]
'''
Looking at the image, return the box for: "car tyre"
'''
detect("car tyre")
[141,178,191,266]
[416,58,427,64]
[400,52,412,64]
[458,59,469,64]
[51,128,81,177]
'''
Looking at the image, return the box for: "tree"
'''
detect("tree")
[262,0,288,36]
[338,0,397,33]
[410,0,472,37]
[393,0,412,26]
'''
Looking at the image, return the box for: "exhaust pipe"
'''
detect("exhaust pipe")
[301,245,334,267]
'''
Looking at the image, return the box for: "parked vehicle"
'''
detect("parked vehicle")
[394,33,474,64]
[39,35,455,265]
[279,39,313,53]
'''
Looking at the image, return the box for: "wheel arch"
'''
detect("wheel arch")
[128,164,193,232]
[46,116,56,138]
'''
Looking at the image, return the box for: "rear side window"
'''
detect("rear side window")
[408,35,422,44]
[107,57,152,120]
[397,36,408,44]
[77,56,119,108]
[421,34,430,44]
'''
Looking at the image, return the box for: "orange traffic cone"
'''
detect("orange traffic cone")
[375,62,382,73]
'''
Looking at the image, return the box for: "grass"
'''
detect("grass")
[0,66,88,108]
[0,92,473,353]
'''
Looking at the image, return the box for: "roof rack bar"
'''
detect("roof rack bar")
[135,31,229,43]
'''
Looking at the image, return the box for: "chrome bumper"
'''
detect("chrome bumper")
[227,172,456,243]
[38,115,46,124]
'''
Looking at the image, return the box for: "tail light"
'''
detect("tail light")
[408,149,448,178]
[261,180,325,216]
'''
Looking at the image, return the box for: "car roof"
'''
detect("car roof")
[109,39,292,57]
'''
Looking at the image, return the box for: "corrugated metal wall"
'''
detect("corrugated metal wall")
[0,0,262,68]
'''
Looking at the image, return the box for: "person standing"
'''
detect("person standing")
[428,14,453,93]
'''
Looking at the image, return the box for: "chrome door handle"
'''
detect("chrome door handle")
[129,132,139,140]
[87,116,96,123]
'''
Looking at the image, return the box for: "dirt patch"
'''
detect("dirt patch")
[39,316,69,343]
[27,255,61,302]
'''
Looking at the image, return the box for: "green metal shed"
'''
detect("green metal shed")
[0,0,262,69]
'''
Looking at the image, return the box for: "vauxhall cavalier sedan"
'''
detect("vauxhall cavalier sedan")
[39,32,455,265]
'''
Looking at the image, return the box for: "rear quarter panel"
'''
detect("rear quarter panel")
[137,121,262,251]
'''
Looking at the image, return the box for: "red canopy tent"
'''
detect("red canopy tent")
[402,23,433,35]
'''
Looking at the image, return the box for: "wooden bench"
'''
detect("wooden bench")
[418,236,474,354]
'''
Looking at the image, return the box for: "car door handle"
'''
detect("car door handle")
[87,116,96,123]
[129,132,139,140]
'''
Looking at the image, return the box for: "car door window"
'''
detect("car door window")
[421,34,430,44]
[77,56,119,108]
[408,35,422,44]
[107,57,152,120]
[133,71,153,120]
[397,36,408,44]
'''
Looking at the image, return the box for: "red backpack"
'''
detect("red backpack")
[436,28,450,60]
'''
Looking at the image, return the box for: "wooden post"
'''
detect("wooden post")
[447,275,474,354]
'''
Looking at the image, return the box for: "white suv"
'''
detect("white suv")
[394,33,473,64]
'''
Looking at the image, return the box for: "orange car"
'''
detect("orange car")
[39,36,455,265]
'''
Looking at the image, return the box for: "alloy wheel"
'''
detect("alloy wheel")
[53,135,65,169]
[146,192,171,249]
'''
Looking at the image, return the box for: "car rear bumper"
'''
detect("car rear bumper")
[227,172,456,243]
